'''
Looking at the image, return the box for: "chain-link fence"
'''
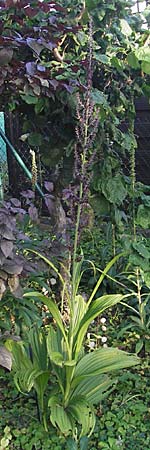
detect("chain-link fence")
[0,111,51,198]
[135,97,150,185]
[0,97,150,199]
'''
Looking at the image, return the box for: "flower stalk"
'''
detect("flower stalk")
[71,18,99,301]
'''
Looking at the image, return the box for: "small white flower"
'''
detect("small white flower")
[87,333,90,340]
[101,336,107,343]
[50,277,57,286]
[102,325,107,332]
[42,287,48,295]
[116,436,123,446]
[103,343,108,348]
[89,341,95,349]
[100,317,106,324]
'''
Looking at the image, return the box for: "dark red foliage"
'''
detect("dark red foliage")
[0,0,83,101]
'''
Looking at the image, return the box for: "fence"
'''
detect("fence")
[135,97,150,185]
[0,97,150,199]
[0,111,50,198]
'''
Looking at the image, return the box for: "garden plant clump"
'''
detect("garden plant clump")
[0,0,150,449]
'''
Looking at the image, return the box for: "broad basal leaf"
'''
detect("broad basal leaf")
[74,347,139,379]
[71,374,116,405]
[50,404,73,435]
[68,398,95,437]
[74,294,127,356]
[24,292,68,347]
[29,327,48,371]
[72,295,87,337]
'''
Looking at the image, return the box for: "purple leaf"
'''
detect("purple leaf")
[42,40,56,51]
[37,64,46,72]
[44,181,54,193]
[26,61,36,76]
[0,226,15,240]
[0,48,13,66]
[44,196,54,214]
[17,212,27,222]
[0,346,12,371]
[3,261,23,275]
[0,278,6,298]
[8,274,23,297]
[48,15,57,25]
[21,190,35,199]
[17,232,31,241]
[26,38,44,56]
[62,83,74,93]
[1,240,13,258]
[1,202,11,210]
[10,198,21,207]
[10,207,26,214]
[49,79,59,90]
[0,250,6,265]
[62,189,72,200]
[28,205,39,222]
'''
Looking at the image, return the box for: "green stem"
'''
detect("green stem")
[72,95,90,300]
[131,144,136,241]
[38,392,48,432]
[112,223,116,257]
[136,267,143,327]
[64,366,75,407]
[72,181,83,298]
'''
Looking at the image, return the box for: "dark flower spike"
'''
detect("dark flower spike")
[64,17,99,250]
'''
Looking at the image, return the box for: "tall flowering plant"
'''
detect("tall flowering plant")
[8,20,139,445]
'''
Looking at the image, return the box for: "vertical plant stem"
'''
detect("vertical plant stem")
[136,267,143,326]
[129,99,143,325]
[129,98,136,241]
[112,223,116,257]
[130,144,136,241]
[72,94,90,300]
[37,149,43,214]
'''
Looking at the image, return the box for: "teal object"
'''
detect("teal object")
[0,112,7,199]
[0,112,7,163]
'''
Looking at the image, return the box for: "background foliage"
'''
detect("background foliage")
[0,0,150,448]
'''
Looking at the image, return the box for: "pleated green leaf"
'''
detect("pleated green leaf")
[48,394,60,407]
[68,398,96,437]
[50,404,73,435]
[74,347,139,379]
[8,338,49,396]
[72,295,87,337]
[47,325,62,355]
[14,365,48,394]
[72,257,84,298]
[47,326,64,366]
[47,326,66,393]
[24,292,69,349]
[71,375,116,405]
[29,327,48,371]
[74,294,127,356]
[50,351,64,366]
